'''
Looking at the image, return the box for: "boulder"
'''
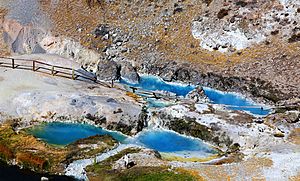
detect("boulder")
[119,61,140,83]
[186,86,209,103]
[286,111,300,123]
[92,24,110,38]
[96,60,120,81]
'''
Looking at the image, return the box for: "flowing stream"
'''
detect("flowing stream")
[120,75,271,116]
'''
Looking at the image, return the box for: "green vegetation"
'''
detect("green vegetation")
[86,148,141,174]
[86,148,199,181]
[116,167,197,181]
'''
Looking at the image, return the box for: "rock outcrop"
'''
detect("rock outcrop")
[96,59,120,81]
[186,86,209,103]
[119,61,140,84]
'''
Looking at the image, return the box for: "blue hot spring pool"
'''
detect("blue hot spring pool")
[26,122,128,146]
[126,129,216,155]
[120,75,270,116]
[27,122,216,156]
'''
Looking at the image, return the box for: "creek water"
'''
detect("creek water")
[119,75,195,96]
[120,75,271,116]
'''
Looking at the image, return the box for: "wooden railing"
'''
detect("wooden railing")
[0,56,178,101]
[0,56,111,88]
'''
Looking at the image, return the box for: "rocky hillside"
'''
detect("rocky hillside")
[1,0,300,103]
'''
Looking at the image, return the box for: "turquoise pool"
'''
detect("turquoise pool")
[27,122,216,156]
[26,122,128,146]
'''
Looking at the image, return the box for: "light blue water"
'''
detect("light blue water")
[120,75,195,96]
[120,75,270,116]
[202,87,270,116]
[27,122,216,155]
[146,98,174,108]
[26,122,128,146]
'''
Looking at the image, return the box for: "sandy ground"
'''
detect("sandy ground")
[0,54,141,124]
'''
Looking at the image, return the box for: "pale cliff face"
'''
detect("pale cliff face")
[192,0,300,52]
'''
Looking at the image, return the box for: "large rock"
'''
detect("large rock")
[96,60,120,81]
[186,86,209,103]
[119,61,140,83]
[92,24,110,38]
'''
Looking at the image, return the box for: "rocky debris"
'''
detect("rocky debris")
[85,113,107,126]
[119,61,140,84]
[288,33,300,43]
[92,24,109,38]
[186,86,209,103]
[264,110,300,137]
[96,59,120,81]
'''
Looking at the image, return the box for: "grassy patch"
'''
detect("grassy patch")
[86,148,201,181]
[117,167,199,181]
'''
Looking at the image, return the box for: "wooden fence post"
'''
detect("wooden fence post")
[51,66,54,75]
[72,68,75,80]
[111,79,114,88]
[130,87,137,93]
[153,93,157,99]
[12,58,15,69]
[32,61,35,71]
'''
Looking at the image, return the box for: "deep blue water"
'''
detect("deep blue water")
[27,122,128,146]
[129,130,216,153]
[27,123,216,154]
[120,75,270,116]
